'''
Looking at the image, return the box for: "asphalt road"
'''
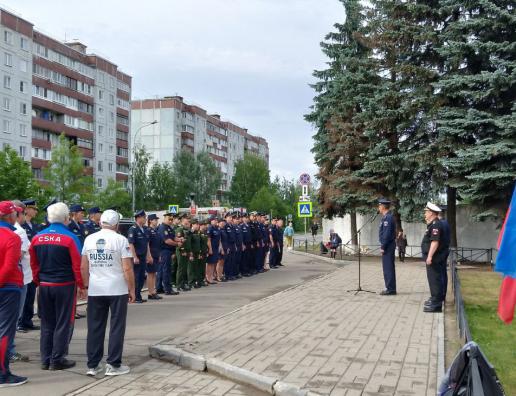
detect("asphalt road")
[7,253,336,396]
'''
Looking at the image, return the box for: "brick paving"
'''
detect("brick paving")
[69,359,266,396]
[163,256,440,396]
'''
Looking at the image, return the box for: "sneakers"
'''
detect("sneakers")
[0,373,28,387]
[86,365,103,376]
[105,364,130,376]
[9,352,29,362]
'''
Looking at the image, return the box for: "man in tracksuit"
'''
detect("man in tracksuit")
[0,201,27,388]
[29,202,85,371]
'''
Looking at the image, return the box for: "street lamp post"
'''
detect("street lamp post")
[131,120,158,213]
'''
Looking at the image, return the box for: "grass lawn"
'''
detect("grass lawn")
[460,269,516,395]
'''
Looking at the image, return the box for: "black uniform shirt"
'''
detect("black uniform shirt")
[421,219,445,261]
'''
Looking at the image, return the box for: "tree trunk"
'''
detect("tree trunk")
[447,186,457,247]
[350,209,358,246]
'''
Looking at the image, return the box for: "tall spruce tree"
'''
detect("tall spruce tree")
[435,0,516,221]
[307,0,379,242]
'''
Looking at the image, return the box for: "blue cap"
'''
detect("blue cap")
[22,199,38,209]
[378,198,391,205]
[42,198,57,212]
[88,207,102,215]
[70,204,85,213]
[148,213,158,221]
[134,209,146,218]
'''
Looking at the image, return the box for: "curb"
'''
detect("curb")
[148,344,321,396]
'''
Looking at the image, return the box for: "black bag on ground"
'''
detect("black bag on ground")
[438,341,505,396]
[319,242,328,254]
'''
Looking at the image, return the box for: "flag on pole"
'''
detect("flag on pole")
[495,184,516,324]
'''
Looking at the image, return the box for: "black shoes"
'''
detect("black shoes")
[148,294,162,300]
[424,304,442,313]
[134,298,147,304]
[165,290,179,295]
[41,363,49,370]
[156,289,165,294]
[50,359,76,370]
[379,290,397,296]
[179,286,191,292]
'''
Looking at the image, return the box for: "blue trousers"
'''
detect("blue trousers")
[382,244,396,292]
[19,281,36,328]
[269,245,277,267]
[134,254,147,300]
[8,285,27,356]
[0,288,21,375]
[158,250,173,293]
[234,249,242,276]
[39,284,75,365]
[255,246,263,271]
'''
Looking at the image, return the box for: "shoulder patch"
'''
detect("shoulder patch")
[432,228,439,236]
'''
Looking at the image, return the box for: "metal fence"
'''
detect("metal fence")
[450,249,472,343]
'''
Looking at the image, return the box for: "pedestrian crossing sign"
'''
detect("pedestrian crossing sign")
[297,202,313,218]
[168,205,179,214]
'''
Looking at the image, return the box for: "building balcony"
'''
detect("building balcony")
[32,117,94,140]
[181,131,195,140]
[116,123,129,133]
[32,97,94,123]
[116,173,129,181]
[116,156,129,165]
[116,139,128,149]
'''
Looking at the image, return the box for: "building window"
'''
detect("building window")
[20,59,28,73]
[98,125,104,136]
[83,158,91,167]
[117,147,128,158]
[98,107,104,116]
[19,146,26,158]
[4,52,12,67]
[19,124,27,137]
[19,81,27,93]
[110,112,114,122]
[32,168,42,179]
[4,31,12,44]
[3,97,10,111]
[3,120,10,133]
[97,178,103,188]
[108,162,113,172]
[20,37,28,50]
[98,161,103,172]
[20,102,27,115]
[109,94,114,106]
[3,75,11,89]
[98,143,103,153]
[109,145,114,153]
[98,90,103,100]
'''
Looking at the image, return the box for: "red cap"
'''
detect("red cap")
[0,201,22,216]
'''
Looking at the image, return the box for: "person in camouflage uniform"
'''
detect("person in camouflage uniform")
[175,214,193,291]
[170,214,181,290]
[190,219,202,288]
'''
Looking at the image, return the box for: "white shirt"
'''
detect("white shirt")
[82,228,133,296]
[15,222,32,285]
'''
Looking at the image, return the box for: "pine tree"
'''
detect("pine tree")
[435,0,516,220]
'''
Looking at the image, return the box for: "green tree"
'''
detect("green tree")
[249,186,289,219]
[94,179,131,218]
[132,145,151,210]
[435,0,516,221]
[44,134,93,203]
[229,153,269,208]
[0,146,39,201]
[147,162,175,210]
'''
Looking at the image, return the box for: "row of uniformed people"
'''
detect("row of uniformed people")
[124,210,286,301]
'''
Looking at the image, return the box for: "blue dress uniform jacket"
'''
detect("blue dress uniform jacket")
[83,220,100,237]
[379,211,397,293]
[21,221,39,241]
[127,224,150,257]
[148,226,161,259]
[68,220,86,246]
[157,223,175,293]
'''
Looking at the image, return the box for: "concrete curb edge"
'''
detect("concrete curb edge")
[149,344,321,396]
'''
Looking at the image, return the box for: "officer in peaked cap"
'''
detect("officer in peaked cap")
[156,212,180,295]
[68,204,87,245]
[21,199,40,241]
[127,210,152,303]
[378,198,396,295]
[438,204,451,301]
[421,202,446,312]
[84,207,102,237]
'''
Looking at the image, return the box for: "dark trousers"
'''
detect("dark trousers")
[398,249,405,262]
[249,247,256,273]
[278,244,283,264]
[158,250,173,293]
[269,245,277,267]
[86,294,128,369]
[255,246,263,271]
[39,284,76,365]
[234,249,242,276]
[241,246,251,275]
[19,281,37,328]
[134,254,147,300]
[382,244,396,292]
[223,249,232,277]
[427,259,445,304]
[442,251,450,300]
[0,289,21,375]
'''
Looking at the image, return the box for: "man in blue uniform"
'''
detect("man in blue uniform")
[147,214,162,300]
[277,218,285,266]
[127,210,152,303]
[18,199,40,333]
[240,214,252,276]
[224,213,236,280]
[249,212,259,275]
[421,202,446,312]
[68,204,86,245]
[438,207,451,301]
[157,212,180,295]
[233,214,243,279]
[269,217,278,268]
[378,198,396,295]
[84,207,102,237]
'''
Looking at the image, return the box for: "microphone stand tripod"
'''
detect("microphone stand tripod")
[346,213,378,295]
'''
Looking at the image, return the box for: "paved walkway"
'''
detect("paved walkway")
[161,256,441,395]
[69,359,266,396]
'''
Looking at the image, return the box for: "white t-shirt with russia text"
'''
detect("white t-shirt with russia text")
[82,228,133,296]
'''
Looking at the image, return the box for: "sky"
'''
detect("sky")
[4,0,344,181]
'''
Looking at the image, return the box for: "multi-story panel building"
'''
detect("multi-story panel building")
[131,96,269,194]
[0,8,131,188]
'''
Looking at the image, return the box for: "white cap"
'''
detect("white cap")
[425,202,442,213]
[100,209,120,226]
[47,202,69,224]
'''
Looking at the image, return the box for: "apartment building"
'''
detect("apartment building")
[0,8,131,189]
[131,96,269,193]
